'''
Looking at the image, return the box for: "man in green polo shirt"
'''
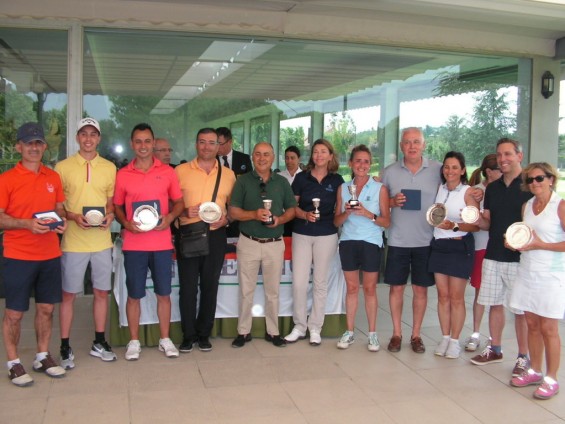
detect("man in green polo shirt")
[229,142,296,348]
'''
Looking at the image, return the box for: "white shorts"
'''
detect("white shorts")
[477,259,523,314]
[61,249,112,293]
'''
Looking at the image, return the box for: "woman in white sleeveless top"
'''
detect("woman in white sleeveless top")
[509,163,565,400]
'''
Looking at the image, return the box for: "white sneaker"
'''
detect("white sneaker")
[464,335,481,352]
[309,331,321,346]
[159,338,179,358]
[445,339,461,359]
[284,328,306,343]
[337,331,354,349]
[434,337,450,357]
[125,340,141,361]
[368,333,380,352]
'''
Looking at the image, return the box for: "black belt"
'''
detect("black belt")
[241,231,282,244]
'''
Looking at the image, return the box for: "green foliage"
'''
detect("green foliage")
[325,112,356,162]
[279,126,305,155]
[424,89,515,165]
[559,133,565,169]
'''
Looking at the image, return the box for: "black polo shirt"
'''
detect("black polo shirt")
[484,175,533,262]
[291,171,344,237]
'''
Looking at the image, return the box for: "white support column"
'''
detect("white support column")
[243,118,251,154]
[380,87,400,169]
[529,57,561,165]
[66,22,83,157]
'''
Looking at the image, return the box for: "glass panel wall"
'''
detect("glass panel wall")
[0,26,534,174]
[0,28,68,171]
[280,115,311,170]
[79,29,531,173]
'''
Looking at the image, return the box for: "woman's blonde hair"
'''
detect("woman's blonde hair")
[521,162,559,192]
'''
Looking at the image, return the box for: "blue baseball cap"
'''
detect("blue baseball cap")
[16,122,46,144]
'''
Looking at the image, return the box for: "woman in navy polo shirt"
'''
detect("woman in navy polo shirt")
[284,139,344,346]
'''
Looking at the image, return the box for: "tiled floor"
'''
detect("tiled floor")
[2,284,564,424]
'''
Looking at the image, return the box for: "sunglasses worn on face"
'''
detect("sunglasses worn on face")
[526,175,549,184]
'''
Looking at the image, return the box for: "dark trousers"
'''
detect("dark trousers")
[177,227,227,340]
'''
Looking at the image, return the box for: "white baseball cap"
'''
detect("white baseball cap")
[77,117,101,134]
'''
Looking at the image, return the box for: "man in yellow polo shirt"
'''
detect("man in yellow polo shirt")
[55,118,117,369]
[175,128,236,352]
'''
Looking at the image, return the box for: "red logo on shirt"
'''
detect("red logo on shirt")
[46,183,55,193]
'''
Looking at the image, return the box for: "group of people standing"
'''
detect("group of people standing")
[1,122,563,401]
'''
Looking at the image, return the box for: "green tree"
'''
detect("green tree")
[279,126,305,155]
[467,89,515,164]
[425,115,470,163]
[325,112,356,163]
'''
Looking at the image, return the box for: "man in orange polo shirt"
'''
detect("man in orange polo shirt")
[175,128,236,352]
[0,122,68,387]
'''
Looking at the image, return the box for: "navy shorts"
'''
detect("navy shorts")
[384,246,435,287]
[2,257,62,312]
[339,240,382,272]
[123,250,173,299]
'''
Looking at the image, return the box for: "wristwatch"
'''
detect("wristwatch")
[371,214,377,222]
[452,223,460,232]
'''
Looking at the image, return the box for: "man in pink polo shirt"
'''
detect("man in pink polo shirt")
[114,123,184,361]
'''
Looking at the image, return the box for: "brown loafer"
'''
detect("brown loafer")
[410,336,425,353]
[387,335,402,352]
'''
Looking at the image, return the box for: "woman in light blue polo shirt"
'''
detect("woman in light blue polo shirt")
[334,145,390,352]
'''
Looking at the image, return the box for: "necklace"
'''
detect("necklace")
[534,195,550,214]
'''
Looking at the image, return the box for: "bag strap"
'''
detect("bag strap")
[176,158,223,230]
[211,157,222,202]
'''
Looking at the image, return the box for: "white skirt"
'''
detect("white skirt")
[509,267,565,319]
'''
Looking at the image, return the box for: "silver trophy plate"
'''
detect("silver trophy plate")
[506,222,533,249]
[133,205,159,232]
[426,203,447,227]
[199,202,222,224]
[84,209,105,226]
[461,206,480,224]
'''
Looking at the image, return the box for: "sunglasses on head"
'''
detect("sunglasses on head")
[525,175,549,184]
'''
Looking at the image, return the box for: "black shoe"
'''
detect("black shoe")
[179,338,196,353]
[231,333,252,348]
[198,336,212,352]
[265,333,286,347]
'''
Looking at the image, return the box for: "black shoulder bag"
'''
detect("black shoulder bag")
[177,158,222,258]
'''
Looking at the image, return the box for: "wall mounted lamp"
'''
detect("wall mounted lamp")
[541,71,554,99]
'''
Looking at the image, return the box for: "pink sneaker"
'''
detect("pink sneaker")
[510,369,543,387]
[534,378,559,400]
